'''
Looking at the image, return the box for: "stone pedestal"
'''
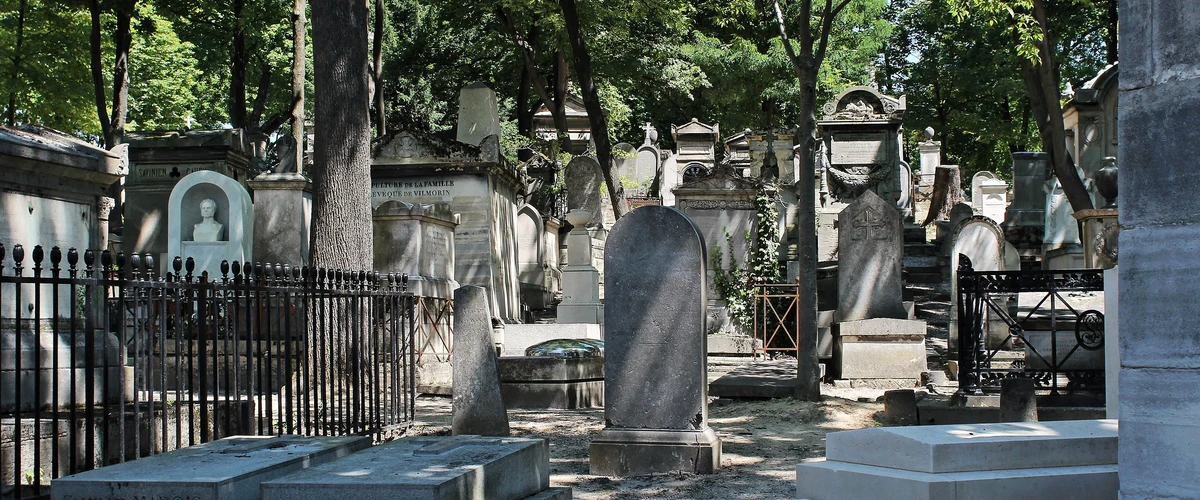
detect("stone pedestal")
[498,356,603,409]
[557,210,604,325]
[373,201,458,299]
[1073,208,1119,269]
[833,318,927,380]
[248,172,312,267]
[590,428,721,476]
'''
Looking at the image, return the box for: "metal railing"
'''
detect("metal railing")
[956,254,1105,397]
[753,278,802,359]
[0,243,418,499]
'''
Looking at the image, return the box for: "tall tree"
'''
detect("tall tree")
[310,0,373,270]
[558,0,629,218]
[771,0,886,402]
[371,0,386,137]
[4,0,26,125]
[89,0,135,147]
[289,0,305,172]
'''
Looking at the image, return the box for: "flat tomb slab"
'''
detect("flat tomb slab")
[260,435,550,500]
[825,419,1117,473]
[497,357,603,382]
[589,428,720,476]
[51,435,370,500]
[796,459,1117,500]
[708,360,796,399]
[498,357,603,409]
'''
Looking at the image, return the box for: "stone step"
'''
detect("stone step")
[825,419,1117,473]
[261,436,553,500]
[796,459,1117,500]
[904,272,945,284]
[904,225,928,244]
[904,243,941,257]
[904,255,940,269]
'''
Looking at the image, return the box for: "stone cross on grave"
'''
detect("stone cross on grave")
[642,122,658,146]
[851,206,888,241]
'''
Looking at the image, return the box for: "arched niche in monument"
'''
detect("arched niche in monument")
[168,170,253,277]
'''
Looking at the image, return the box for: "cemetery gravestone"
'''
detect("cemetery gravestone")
[659,153,681,206]
[168,170,253,278]
[515,205,552,309]
[248,171,312,267]
[565,156,605,229]
[456,82,502,147]
[949,217,1008,355]
[51,435,369,500]
[452,286,510,437]
[590,206,721,476]
[557,210,604,325]
[1003,152,1050,257]
[372,201,458,299]
[837,191,906,322]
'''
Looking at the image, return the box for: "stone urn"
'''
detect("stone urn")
[565,209,592,228]
[1094,157,1118,208]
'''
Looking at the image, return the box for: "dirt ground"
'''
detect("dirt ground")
[409,367,889,500]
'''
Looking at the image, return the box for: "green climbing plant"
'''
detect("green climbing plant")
[710,188,782,331]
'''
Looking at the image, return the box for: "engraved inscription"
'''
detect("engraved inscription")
[830,133,887,165]
[851,206,888,241]
[371,179,457,202]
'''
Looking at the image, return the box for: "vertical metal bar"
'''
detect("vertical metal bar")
[198,272,210,443]
[173,263,183,452]
[284,266,294,434]
[33,247,44,494]
[67,249,79,475]
[50,248,61,482]
[13,246,24,498]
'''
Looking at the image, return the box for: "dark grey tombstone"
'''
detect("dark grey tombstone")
[451,286,510,436]
[836,190,906,322]
[565,156,604,228]
[999,378,1038,422]
[589,206,721,476]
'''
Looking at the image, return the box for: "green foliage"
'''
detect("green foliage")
[710,189,782,331]
[1,0,100,134]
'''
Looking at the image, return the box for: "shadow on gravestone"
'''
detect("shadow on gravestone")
[589,206,721,476]
[565,156,605,228]
[452,285,510,436]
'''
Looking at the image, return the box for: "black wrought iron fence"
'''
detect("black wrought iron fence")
[0,243,418,499]
[956,254,1105,397]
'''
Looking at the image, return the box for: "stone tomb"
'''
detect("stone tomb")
[373,200,458,299]
[498,355,604,409]
[565,156,606,229]
[557,209,604,325]
[970,171,1009,223]
[948,217,1009,356]
[168,170,254,278]
[1003,152,1049,258]
[796,419,1118,500]
[51,435,369,500]
[590,206,720,476]
[260,436,566,500]
[817,86,906,206]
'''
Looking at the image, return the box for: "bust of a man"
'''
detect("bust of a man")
[192,198,224,242]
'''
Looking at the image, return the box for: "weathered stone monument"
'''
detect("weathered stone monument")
[817,86,906,207]
[371,85,523,321]
[456,82,502,147]
[51,435,370,500]
[372,200,458,298]
[1042,177,1084,269]
[747,129,797,183]
[122,130,252,264]
[635,122,662,192]
[515,204,555,310]
[452,286,510,437]
[832,191,926,380]
[1003,152,1050,259]
[247,171,312,267]
[970,171,1009,223]
[948,216,1009,355]
[671,118,720,179]
[168,170,253,278]
[557,209,604,325]
[590,206,720,476]
[564,155,606,229]
[1063,63,1118,209]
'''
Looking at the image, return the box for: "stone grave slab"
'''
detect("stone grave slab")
[51,435,369,500]
[498,356,603,409]
[589,206,720,476]
[833,318,927,380]
[795,419,1118,500]
[260,436,551,500]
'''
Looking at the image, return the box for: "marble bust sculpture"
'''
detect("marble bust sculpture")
[193,198,224,242]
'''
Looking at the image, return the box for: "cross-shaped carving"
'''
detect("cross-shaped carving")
[851,206,887,241]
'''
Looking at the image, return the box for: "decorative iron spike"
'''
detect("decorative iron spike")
[221,260,230,277]
[283,264,292,280]
[185,256,195,274]
[318,267,327,282]
[254,262,264,276]
[130,253,142,273]
[231,260,242,276]
[84,249,95,268]
[144,253,155,274]
[50,247,62,265]
[291,265,300,279]
[13,244,24,263]
[32,245,43,264]
[173,256,183,273]
[67,248,78,268]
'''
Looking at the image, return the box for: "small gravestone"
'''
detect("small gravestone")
[452,286,510,436]
[51,435,369,500]
[589,206,721,476]
[837,191,905,322]
[949,217,1008,355]
[565,156,605,228]
[456,82,501,147]
[372,201,458,299]
[168,170,254,278]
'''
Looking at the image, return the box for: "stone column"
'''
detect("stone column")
[95,196,116,253]
[1118,3,1200,497]
[247,172,312,267]
[557,210,603,325]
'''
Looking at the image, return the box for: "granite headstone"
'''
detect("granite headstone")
[565,156,605,228]
[836,191,905,322]
[451,286,510,436]
[589,206,720,476]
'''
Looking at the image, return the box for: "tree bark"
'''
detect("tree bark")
[559,0,629,219]
[5,0,26,126]
[107,0,135,147]
[231,0,247,129]
[311,0,374,271]
[89,0,111,146]
[1026,0,1093,212]
[289,0,306,174]
[1105,0,1117,65]
[372,0,386,137]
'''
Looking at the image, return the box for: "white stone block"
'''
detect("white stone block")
[796,459,1117,500]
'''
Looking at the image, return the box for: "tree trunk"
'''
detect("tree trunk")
[89,0,112,147]
[372,0,386,137]
[1027,0,1093,212]
[289,0,306,174]
[1105,0,1117,64]
[311,0,373,271]
[231,0,247,129]
[108,1,134,147]
[559,0,629,219]
[5,0,26,126]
